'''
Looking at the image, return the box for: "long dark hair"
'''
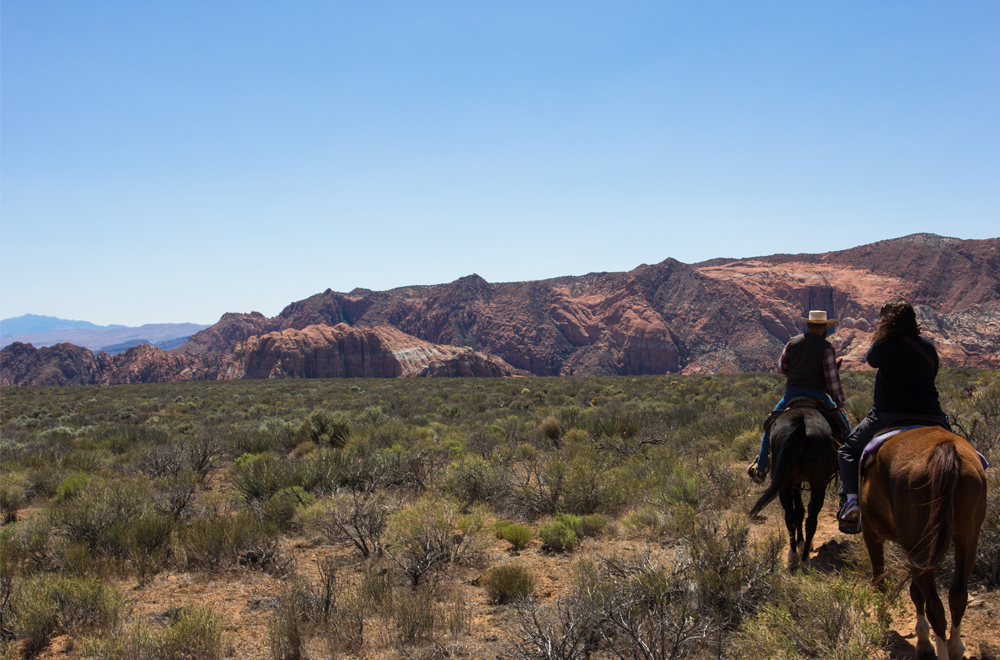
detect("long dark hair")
[871,298,919,344]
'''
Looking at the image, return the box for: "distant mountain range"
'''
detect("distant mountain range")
[0,314,126,337]
[2,233,998,386]
[0,319,211,353]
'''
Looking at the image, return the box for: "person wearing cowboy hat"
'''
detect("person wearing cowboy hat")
[748,309,851,483]
[836,298,951,534]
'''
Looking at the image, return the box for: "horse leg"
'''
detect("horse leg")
[800,480,827,568]
[792,486,806,559]
[947,538,977,660]
[862,525,887,590]
[913,570,950,660]
[910,581,936,660]
[778,490,800,566]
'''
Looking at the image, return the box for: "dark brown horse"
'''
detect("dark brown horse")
[749,408,838,567]
[861,427,987,660]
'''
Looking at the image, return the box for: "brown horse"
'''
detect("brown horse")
[749,407,838,567]
[861,427,987,660]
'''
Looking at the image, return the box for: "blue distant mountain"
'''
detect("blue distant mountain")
[0,314,127,337]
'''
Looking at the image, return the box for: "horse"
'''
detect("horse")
[861,426,987,660]
[749,407,838,567]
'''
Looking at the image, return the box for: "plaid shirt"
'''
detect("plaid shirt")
[778,342,846,406]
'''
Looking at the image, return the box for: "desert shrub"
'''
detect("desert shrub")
[85,605,225,660]
[50,478,172,575]
[974,469,1000,587]
[0,516,51,574]
[56,473,93,501]
[230,453,289,502]
[0,472,28,524]
[8,574,127,659]
[501,595,603,660]
[298,409,352,448]
[537,520,577,553]
[622,506,664,535]
[481,563,536,605]
[539,416,562,442]
[298,490,392,559]
[268,578,321,660]
[580,513,607,537]
[393,583,438,646]
[735,572,894,660]
[384,496,489,585]
[180,512,281,571]
[730,429,760,460]
[151,471,199,520]
[500,523,533,551]
[443,455,511,508]
[559,453,634,515]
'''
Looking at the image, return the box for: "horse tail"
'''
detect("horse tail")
[748,412,804,518]
[908,441,959,576]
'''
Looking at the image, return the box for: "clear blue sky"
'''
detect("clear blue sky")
[2,2,997,327]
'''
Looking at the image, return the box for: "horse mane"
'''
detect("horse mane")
[908,441,960,576]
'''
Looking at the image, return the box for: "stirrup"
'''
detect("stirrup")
[747,460,766,484]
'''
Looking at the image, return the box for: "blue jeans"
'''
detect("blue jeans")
[756,387,850,471]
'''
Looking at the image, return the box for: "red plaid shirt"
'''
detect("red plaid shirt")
[778,342,845,406]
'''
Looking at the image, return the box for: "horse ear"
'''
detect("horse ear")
[836,359,843,371]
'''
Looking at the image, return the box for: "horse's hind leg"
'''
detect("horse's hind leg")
[800,480,827,568]
[913,571,950,660]
[793,487,806,559]
[947,538,978,660]
[778,490,802,566]
[910,581,935,660]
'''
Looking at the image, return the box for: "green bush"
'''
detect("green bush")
[481,563,536,605]
[538,520,577,552]
[500,523,533,551]
[85,605,225,660]
[8,574,127,659]
[180,512,281,571]
[539,416,562,441]
[385,496,489,585]
[0,473,28,524]
[735,572,894,660]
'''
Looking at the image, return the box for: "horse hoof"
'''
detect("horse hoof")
[915,640,937,660]
[786,548,799,567]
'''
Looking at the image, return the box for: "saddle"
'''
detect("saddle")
[762,397,849,442]
[860,416,989,472]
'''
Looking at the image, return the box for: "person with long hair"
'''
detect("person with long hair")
[837,298,950,533]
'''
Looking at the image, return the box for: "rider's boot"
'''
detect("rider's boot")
[838,494,861,534]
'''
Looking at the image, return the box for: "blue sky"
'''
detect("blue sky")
[2,2,997,327]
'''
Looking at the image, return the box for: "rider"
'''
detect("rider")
[748,310,850,483]
[837,298,950,534]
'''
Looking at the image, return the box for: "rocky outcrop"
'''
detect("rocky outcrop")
[229,324,517,379]
[96,345,225,385]
[178,312,277,355]
[0,326,514,386]
[0,342,101,386]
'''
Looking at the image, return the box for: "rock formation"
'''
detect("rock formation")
[229,324,516,379]
[3,233,997,385]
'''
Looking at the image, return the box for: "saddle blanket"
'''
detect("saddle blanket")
[862,426,989,471]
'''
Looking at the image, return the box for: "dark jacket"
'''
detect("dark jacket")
[867,334,943,415]
[784,332,831,393]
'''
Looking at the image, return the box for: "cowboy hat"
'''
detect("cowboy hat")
[801,310,838,326]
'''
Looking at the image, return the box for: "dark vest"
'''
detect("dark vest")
[784,333,830,393]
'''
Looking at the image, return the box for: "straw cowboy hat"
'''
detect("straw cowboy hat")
[801,310,838,326]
